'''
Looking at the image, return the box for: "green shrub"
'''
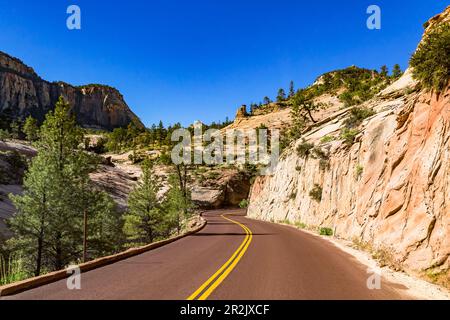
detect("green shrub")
[91,136,108,154]
[0,129,10,141]
[0,253,28,285]
[344,107,375,128]
[320,135,334,143]
[309,184,323,202]
[158,152,172,165]
[355,164,364,178]
[311,147,328,160]
[339,91,355,107]
[128,151,146,164]
[340,128,360,146]
[410,24,450,93]
[239,199,249,209]
[296,140,314,158]
[319,227,333,236]
[312,147,329,171]
[295,221,307,229]
[319,159,330,171]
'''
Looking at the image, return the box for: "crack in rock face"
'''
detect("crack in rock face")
[248,84,450,274]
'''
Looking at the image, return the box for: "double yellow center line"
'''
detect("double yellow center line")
[187,215,253,300]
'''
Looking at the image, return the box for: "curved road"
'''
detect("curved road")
[3,209,411,300]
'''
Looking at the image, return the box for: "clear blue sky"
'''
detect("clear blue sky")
[0,1,446,127]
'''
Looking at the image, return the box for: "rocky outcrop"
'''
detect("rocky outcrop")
[0,51,143,130]
[248,7,450,276]
[249,82,449,275]
[235,105,249,119]
[0,141,37,238]
[192,169,251,209]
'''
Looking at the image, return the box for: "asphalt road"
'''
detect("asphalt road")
[3,209,411,300]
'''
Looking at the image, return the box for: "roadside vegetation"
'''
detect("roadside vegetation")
[0,252,27,285]
[124,161,194,247]
[319,227,333,236]
[0,96,196,285]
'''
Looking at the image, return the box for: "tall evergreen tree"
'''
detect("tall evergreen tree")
[157,121,166,145]
[289,81,295,98]
[277,89,286,102]
[10,121,21,140]
[380,65,389,78]
[124,160,169,245]
[8,96,120,275]
[23,116,39,142]
[164,174,192,235]
[392,64,402,79]
[8,155,55,276]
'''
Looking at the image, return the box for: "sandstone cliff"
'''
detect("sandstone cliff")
[0,51,143,130]
[248,8,450,277]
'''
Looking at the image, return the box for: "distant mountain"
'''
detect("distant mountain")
[0,51,143,131]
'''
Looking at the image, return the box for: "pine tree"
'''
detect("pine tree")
[289,81,295,98]
[277,89,286,102]
[380,65,389,78]
[10,121,21,140]
[157,121,166,145]
[77,187,123,260]
[124,160,168,245]
[292,92,319,123]
[164,175,192,235]
[8,96,120,275]
[23,116,39,142]
[165,165,194,235]
[8,155,55,276]
[127,119,142,146]
[289,99,307,142]
[263,96,272,105]
[150,124,157,146]
[107,127,127,152]
[392,64,402,79]
[251,103,260,115]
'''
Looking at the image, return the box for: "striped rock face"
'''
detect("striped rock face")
[248,7,450,277]
[0,51,143,131]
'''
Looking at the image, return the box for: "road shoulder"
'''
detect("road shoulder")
[245,216,450,300]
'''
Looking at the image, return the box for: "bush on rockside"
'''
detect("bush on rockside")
[239,199,249,209]
[410,23,450,93]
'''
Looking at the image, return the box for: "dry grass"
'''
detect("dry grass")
[425,268,450,290]
[351,237,402,270]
